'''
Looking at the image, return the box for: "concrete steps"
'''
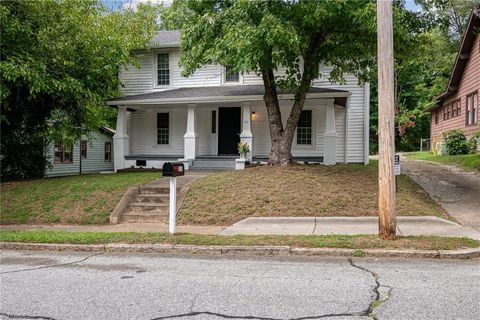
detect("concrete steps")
[120,187,171,223]
[190,159,235,170]
[112,174,203,224]
[133,194,169,203]
[120,212,168,223]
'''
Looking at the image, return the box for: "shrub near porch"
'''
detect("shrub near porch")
[178,161,449,225]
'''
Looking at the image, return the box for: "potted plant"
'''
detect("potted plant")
[237,142,250,159]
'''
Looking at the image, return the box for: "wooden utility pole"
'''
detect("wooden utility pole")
[377,0,396,240]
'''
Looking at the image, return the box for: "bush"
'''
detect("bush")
[444,130,471,155]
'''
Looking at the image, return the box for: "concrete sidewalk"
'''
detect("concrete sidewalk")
[220,216,480,240]
[3,216,480,240]
[1,223,224,234]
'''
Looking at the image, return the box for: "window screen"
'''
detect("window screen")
[225,66,239,83]
[297,110,312,145]
[211,110,217,134]
[157,53,170,86]
[80,140,87,158]
[104,142,112,162]
[157,113,169,144]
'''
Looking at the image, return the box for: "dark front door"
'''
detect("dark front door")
[218,107,241,155]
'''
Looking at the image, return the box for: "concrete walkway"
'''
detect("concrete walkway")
[220,216,480,240]
[5,216,480,240]
[2,223,224,234]
[402,158,480,231]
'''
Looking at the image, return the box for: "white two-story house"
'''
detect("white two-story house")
[108,30,370,171]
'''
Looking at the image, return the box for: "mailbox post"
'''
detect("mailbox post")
[169,176,176,234]
[162,162,185,234]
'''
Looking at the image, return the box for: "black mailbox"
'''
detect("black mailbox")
[162,162,185,177]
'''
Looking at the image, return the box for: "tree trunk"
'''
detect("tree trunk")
[261,68,294,165]
[261,34,324,166]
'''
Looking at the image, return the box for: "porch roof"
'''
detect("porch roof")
[107,85,350,107]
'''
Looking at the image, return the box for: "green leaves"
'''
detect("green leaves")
[1,0,160,179]
[162,0,377,88]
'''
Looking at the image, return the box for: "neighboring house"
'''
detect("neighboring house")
[108,30,370,171]
[45,127,115,177]
[428,10,480,153]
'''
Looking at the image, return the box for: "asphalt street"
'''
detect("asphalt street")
[0,251,479,320]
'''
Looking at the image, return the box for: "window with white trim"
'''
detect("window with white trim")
[157,113,169,144]
[104,142,112,162]
[80,140,87,159]
[54,143,73,164]
[224,66,239,83]
[466,91,478,125]
[157,53,170,86]
[297,110,312,145]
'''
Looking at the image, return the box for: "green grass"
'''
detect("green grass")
[404,152,480,171]
[1,230,478,251]
[0,173,161,225]
[178,160,449,225]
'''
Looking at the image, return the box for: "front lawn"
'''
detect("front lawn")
[1,230,477,251]
[0,173,160,224]
[404,151,480,171]
[178,161,448,225]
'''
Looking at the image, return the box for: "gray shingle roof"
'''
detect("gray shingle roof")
[108,85,349,106]
[151,30,181,47]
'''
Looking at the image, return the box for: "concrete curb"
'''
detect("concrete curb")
[1,242,479,259]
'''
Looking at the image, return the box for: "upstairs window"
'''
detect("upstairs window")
[104,142,112,162]
[80,140,87,159]
[297,110,312,145]
[54,143,73,164]
[157,113,169,145]
[466,92,478,125]
[434,110,439,125]
[157,53,170,86]
[224,66,240,83]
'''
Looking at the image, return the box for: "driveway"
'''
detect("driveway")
[402,159,480,231]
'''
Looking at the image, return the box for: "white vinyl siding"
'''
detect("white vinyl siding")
[312,66,366,163]
[45,131,114,177]
[130,107,186,156]
[119,51,367,163]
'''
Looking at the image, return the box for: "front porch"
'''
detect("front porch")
[108,85,350,171]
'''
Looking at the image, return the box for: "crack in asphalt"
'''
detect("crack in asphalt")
[150,258,387,320]
[0,252,103,275]
[0,313,58,320]
[1,256,390,320]
[149,310,366,320]
[348,258,393,320]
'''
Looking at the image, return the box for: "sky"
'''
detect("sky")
[102,0,423,12]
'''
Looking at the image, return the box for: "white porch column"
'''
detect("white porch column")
[323,99,337,165]
[240,102,253,161]
[113,106,129,172]
[184,103,197,160]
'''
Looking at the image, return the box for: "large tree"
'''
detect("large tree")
[416,0,478,44]
[0,0,159,180]
[162,0,376,165]
[368,0,471,153]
